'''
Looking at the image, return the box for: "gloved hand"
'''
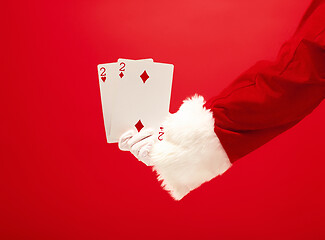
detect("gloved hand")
[118,128,157,166]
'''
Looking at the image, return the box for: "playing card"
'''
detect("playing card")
[109,60,174,143]
[98,59,155,143]
[97,62,119,143]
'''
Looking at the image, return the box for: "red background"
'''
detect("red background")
[1,0,325,239]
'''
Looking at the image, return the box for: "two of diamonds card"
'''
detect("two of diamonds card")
[97,59,174,143]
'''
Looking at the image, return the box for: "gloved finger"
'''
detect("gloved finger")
[127,128,154,149]
[138,144,154,166]
[130,136,153,157]
[118,129,137,151]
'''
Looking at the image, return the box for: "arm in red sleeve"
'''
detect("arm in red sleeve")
[204,3,325,162]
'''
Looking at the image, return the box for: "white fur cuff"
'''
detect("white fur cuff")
[149,94,231,200]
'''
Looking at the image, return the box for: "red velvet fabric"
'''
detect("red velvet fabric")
[204,1,325,162]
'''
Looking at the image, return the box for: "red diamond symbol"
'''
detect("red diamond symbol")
[140,71,149,83]
[135,120,144,132]
[119,72,124,78]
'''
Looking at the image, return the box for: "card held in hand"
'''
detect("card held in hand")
[109,60,174,143]
[97,62,119,143]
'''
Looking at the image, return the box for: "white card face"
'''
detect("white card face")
[136,62,174,130]
[97,62,119,143]
[109,61,174,143]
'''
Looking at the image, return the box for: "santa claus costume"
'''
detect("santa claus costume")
[119,0,325,200]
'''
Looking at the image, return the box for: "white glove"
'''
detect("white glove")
[118,128,156,166]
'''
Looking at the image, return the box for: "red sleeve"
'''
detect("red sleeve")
[204,2,325,162]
